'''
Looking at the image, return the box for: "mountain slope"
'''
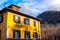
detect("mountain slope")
[37,11,60,24]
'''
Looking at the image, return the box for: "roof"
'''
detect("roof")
[0,5,40,21]
[8,4,21,8]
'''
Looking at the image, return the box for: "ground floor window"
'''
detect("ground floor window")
[33,32,38,40]
[13,30,20,39]
[25,31,30,39]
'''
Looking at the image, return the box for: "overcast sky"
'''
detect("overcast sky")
[0,0,60,17]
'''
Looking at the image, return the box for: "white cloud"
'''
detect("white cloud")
[22,0,40,3]
[47,0,60,11]
[17,0,53,17]
[0,0,54,17]
[1,0,60,17]
[0,0,8,4]
[50,0,60,5]
[0,7,2,10]
[20,4,39,17]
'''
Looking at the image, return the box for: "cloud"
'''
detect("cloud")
[1,0,60,17]
[0,0,54,17]
[50,0,60,5]
[0,7,2,10]
[47,0,60,11]
[17,3,40,17]
[18,3,39,17]
[22,0,42,3]
[0,0,8,4]
[16,0,53,17]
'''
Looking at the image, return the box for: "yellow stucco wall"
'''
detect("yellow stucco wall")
[6,11,41,39]
[0,10,41,40]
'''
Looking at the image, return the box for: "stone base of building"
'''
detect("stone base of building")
[6,38,41,40]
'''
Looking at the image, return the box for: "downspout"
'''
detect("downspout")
[38,21,41,40]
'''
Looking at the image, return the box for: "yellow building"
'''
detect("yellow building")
[0,4,41,40]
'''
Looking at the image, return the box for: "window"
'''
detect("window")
[33,32,38,39]
[0,15,3,23]
[13,30,20,39]
[24,18,29,25]
[14,15,20,23]
[25,31,30,39]
[17,8,20,12]
[34,21,36,27]
[15,7,18,11]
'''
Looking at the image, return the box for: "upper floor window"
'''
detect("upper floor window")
[24,18,29,25]
[14,15,20,23]
[0,15,3,23]
[33,32,38,39]
[15,7,18,11]
[25,31,30,39]
[13,30,20,39]
[34,21,36,27]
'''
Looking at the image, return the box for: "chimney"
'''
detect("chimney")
[8,4,21,12]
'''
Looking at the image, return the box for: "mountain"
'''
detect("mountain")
[37,11,60,24]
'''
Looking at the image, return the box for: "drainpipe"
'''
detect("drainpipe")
[38,21,41,40]
[5,26,7,40]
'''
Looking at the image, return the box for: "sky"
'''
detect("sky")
[0,0,60,17]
